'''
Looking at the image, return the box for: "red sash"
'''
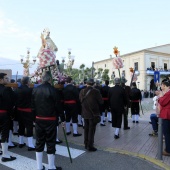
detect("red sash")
[17,108,32,112]
[36,116,56,120]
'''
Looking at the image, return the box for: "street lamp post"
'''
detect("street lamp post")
[92,61,94,79]
[20,48,36,76]
[61,49,75,77]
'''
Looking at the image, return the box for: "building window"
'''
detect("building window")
[151,62,155,70]
[164,63,167,71]
[134,62,138,71]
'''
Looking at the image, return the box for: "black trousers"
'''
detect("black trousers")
[123,107,129,128]
[9,119,13,131]
[35,119,56,154]
[65,104,78,123]
[131,103,140,115]
[0,113,10,143]
[18,110,34,137]
[84,119,96,148]
[111,108,122,128]
[163,119,170,153]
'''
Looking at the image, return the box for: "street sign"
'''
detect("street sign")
[154,71,160,83]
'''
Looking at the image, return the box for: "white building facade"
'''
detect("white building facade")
[94,44,170,90]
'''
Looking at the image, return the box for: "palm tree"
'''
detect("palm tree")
[102,69,110,81]
[79,64,85,81]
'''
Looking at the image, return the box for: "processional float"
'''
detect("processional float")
[6,28,72,163]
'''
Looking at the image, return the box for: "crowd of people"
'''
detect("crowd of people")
[0,71,170,170]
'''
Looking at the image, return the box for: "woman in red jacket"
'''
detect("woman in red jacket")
[158,80,170,156]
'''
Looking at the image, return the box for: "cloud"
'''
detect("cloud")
[0,12,38,42]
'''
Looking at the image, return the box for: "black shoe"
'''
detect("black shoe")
[48,166,62,170]
[100,123,106,126]
[56,140,63,144]
[28,147,35,151]
[149,121,152,124]
[73,133,82,137]
[108,120,112,123]
[88,147,97,152]
[133,121,135,123]
[149,131,158,136]
[13,132,18,136]
[66,131,71,135]
[19,143,26,148]
[0,151,2,155]
[8,144,17,149]
[78,124,83,127]
[114,135,119,139]
[103,120,106,122]
[1,156,16,162]
[136,121,139,123]
[124,127,130,130]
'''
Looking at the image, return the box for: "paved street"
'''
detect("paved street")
[0,98,169,170]
[0,142,164,170]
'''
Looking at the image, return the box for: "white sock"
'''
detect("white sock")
[102,112,106,121]
[73,123,78,134]
[48,154,56,169]
[27,137,35,148]
[19,136,24,144]
[135,115,139,121]
[36,152,43,170]
[8,130,14,146]
[115,128,119,135]
[78,115,82,125]
[13,121,18,133]
[100,112,104,124]
[66,122,70,133]
[107,112,112,121]
[132,115,135,121]
[2,142,10,158]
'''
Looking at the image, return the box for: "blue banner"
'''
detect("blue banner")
[154,71,160,83]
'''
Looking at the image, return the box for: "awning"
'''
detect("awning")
[146,70,170,75]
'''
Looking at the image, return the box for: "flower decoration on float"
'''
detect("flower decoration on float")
[129,67,137,82]
[112,47,124,84]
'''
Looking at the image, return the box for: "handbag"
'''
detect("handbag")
[93,115,101,124]
[82,88,101,124]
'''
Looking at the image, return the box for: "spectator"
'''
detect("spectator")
[158,80,170,156]
[149,91,160,136]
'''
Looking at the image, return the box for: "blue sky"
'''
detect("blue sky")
[0,0,170,75]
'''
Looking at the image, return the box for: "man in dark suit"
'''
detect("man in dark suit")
[32,71,63,170]
[79,78,103,151]
[108,78,127,139]
[15,76,35,151]
[0,73,16,162]
[63,77,82,137]
[130,82,142,123]
[121,77,131,130]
